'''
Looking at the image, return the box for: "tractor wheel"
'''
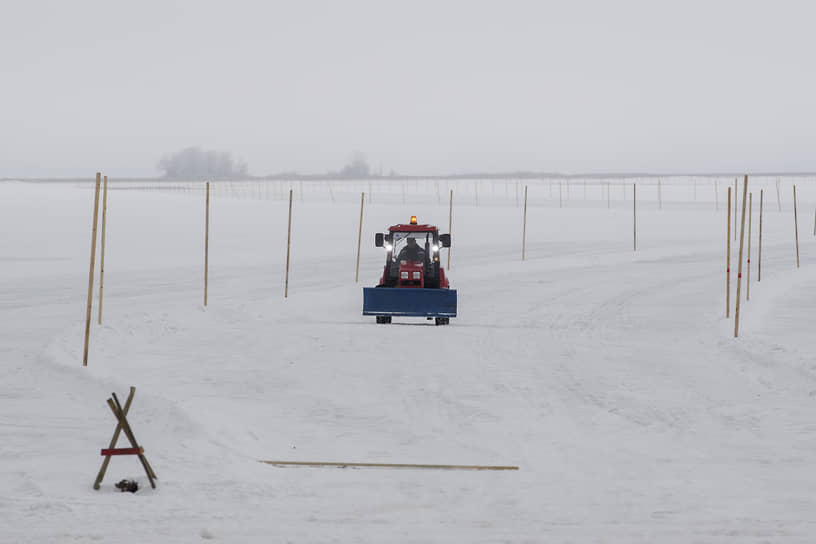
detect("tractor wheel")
[435,317,449,326]
[376,316,392,324]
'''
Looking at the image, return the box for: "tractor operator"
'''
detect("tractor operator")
[397,237,425,262]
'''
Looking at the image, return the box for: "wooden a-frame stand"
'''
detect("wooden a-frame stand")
[93,387,157,489]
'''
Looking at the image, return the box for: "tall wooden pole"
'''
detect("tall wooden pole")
[83,173,102,366]
[355,192,365,282]
[285,189,293,297]
[734,176,748,338]
[727,187,731,317]
[734,177,737,240]
[633,183,637,251]
[98,175,109,324]
[747,192,752,301]
[204,182,210,306]
[447,189,453,269]
[522,185,528,261]
[776,178,781,212]
[793,185,800,268]
[758,190,763,282]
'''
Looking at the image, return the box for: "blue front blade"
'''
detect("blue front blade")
[362,287,457,318]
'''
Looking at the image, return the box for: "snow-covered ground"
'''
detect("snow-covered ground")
[2,177,816,542]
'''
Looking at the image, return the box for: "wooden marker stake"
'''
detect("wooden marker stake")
[758,189,763,282]
[794,185,800,268]
[522,185,528,261]
[658,178,662,210]
[355,192,364,282]
[734,177,738,240]
[776,178,781,212]
[747,192,752,300]
[83,173,102,366]
[98,175,109,324]
[734,176,748,338]
[447,189,453,269]
[204,182,210,306]
[285,189,293,297]
[715,180,719,210]
[633,183,637,251]
[727,187,731,317]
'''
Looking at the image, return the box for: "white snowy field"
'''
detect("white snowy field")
[2,177,816,543]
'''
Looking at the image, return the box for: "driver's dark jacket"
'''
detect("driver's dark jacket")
[397,246,424,261]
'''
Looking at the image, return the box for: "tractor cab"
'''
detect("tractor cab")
[365,216,456,325]
[375,217,451,289]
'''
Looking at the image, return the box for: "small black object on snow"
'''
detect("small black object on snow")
[115,479,139,493]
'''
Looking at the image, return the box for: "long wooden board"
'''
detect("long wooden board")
[260,460,518,471]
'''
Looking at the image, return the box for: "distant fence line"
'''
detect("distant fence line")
[95,176,815,210]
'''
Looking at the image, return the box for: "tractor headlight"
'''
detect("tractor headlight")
[432,245,439,252]
[400,271,409,279]
[385,243,392,251]
[412,271,421,279]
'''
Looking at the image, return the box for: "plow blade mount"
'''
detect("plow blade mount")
[363,287,457,318]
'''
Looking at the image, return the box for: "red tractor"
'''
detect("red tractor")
[362,216,456,325]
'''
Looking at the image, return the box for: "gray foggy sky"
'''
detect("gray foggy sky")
[2,0,815,177]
